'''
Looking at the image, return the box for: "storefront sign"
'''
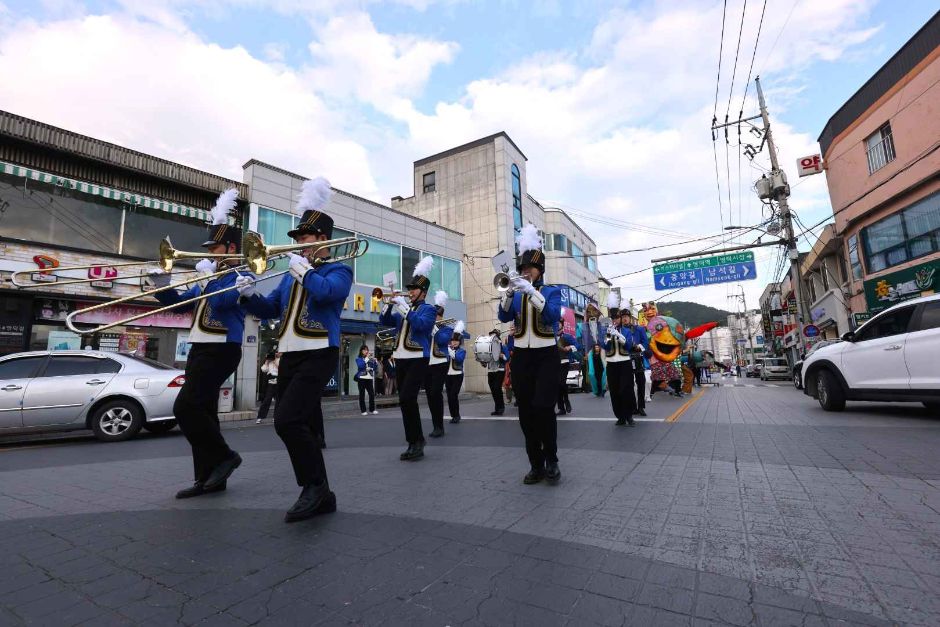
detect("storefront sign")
[175,331,191,361]
[864,260,937,313]
[803,324,820,338]
[119,332,148,356]
[560,307,576,336]
[37,299,73,321]
[74,302,193,329]
[852,312,871,327]
[88,266,116,289]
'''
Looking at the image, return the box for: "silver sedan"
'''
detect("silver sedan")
[0,350,184,442]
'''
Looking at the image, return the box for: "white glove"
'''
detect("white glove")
[528,290,546,311]
[235,275,257,297]
[448,348,456,358]
[511,276,535,295]
[146,268,171,288]
[289,253,312,282]
[392,296,410,318]
[636,343,644,352]
[610,328,627,344]
[195,259,216,276]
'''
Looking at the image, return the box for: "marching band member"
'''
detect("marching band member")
[151,189,248,499]
[622,307,651,417]
[498,224,562,484]
[485,329,508,415]
[425,291,453,438]
[446,321,466,424]
[355,346,378,415]
[556,332,579,415]
[378,256,437,461]
[236,178,352,522]
[604,293,637,426]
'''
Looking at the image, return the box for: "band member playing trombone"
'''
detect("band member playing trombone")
[425,291,453,438]
[486,329,508,415]
[604,293,637,426]
[498,224,562,485]
[446,321,466,423]
[151,189,247,499]
[379,256,437,461]
[236,178,353,522]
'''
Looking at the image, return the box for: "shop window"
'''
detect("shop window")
[358,237,402,288]
[861,191,940,273]
[847,234,864,280]
[401,247,421,287]
[423,171,436,193]
[423,253,443,297]
[122,207,205,259]
[511,164,522,233]
[0,356,45,379]
[332,227,355,272]
[865,122,896,174]
[443,258,462,301]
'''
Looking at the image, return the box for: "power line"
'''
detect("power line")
[725,0,749,119]
[713,0,729,118]
[756,0,799,76]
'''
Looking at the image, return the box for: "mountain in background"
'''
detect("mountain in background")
[656,301,731,328]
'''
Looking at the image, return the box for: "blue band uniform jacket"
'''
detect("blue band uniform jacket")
[379,300,436,359]
[154,270,250,344]
[497,283,562,349]
[428,324,454,366]
[241,261,353,352]
[447,346,466,376]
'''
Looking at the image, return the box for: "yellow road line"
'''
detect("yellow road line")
[665,388,706,423]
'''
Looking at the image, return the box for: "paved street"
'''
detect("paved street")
[2,382,939,626]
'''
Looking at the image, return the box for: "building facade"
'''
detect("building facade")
[240,160,466,410]
[391,132,599,393]
[799,224,853,339]
[817,14,940,321]
[0,111,246,380]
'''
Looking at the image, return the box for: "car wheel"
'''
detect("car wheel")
[143,420,177,434]
[816,370,846,412]
[793,372,802,389]
[90,399,144,442]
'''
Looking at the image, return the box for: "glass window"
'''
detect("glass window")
[847,234,864,280]
[443,258,462,301]
[423,171,436,194]
[42,356,106,377]
[855,306,915,342]
[552,234,568,253]
[401,247,420,288]
[866,122,896,174]
[511,164,522,232]
[122,207,206,259]
[587,256,597,273]
[571,243,583,264]
[916,301,940,332]
[423,253,443,297]
[860,192,940,273]
[332,227,355,271]
[0,356,45,379]
[257,207,296,247]
[358,237,401,288]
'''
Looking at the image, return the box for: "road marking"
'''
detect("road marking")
[665,388,705,423]
[455,415,665,423]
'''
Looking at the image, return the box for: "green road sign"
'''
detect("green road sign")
[653,251,755,275]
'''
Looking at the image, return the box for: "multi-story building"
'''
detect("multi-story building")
[759,282,783,356]
[817,13,940,320]
[392,132,599,392]
[239,160,465,409]
[726,311,765,365]
[799,224,853,339]
[0,110,246,372]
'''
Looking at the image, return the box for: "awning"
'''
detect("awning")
[0,160,217,223]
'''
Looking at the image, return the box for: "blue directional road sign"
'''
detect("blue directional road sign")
[653,252,757,291]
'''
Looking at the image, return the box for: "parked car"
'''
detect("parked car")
[0,350,183,442]
[803,294,940,412]
[792,340,841,389]
[566,362,584,390]
[760,357,791,381]
[745,363,762,378]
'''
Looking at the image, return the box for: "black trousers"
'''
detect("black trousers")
[557,361,570,411]
[173,342,240,482]
[607,360,637,421]
[511,346,558,469]
[633,366,647,410]
[396,357,428,444]
[257,379,277,420]
[424,362,448,430]
[446,373,463,419]
[487,370,505,412]
[357,378,375,413]
[275,348,336,487]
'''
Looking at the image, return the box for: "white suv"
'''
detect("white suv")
[803,294,940,412]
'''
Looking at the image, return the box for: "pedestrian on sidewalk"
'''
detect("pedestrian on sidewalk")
[256,351,280,423]
[355,346,378,415]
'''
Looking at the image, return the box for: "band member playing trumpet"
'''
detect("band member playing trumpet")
[425,291,453,438]
[236,178,353,522]
[446,321,466,423]
[622,307,651,417]
[498,224,562,485]
[604,293,638,426]
[151,189,248,499]
[379,256,437,461]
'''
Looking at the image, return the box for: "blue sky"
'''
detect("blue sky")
[0,0,936,308]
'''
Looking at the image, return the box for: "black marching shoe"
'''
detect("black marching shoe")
[523,467,545,485]
[203,452,242,491]
[627,419,636,427]
[557,408,567,416]
[615,418,626,426]
[491,410,504,416]
[284,482,335,523]
[401,441,425,461]
[449,417,461,424]
[564,401,572,413]
[175,480,226,499]
[317,434,327,449]
[637,408,647,417]
[545,462,561,484]
[429,427,445,438]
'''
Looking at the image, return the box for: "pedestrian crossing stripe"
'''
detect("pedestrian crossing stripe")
[454,416,665,423]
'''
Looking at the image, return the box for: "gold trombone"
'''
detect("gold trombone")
[65,231,369,335]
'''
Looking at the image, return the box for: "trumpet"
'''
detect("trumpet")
[375,327,397,350]
[435,317,458,328]
[371,286,405,304]
[493,270,521,292]
[65,231,369,335]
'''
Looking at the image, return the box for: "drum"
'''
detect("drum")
[473,335,500,364]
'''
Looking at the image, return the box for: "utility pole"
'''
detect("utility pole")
[755,76,810,363]
[738,286,756,366]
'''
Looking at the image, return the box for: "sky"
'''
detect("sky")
[0,0,936,311]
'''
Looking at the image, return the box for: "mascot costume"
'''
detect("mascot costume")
[641,302,686,396]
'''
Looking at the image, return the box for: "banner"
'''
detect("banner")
[864,260,937,313]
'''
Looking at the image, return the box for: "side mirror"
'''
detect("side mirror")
[841,331,855,342]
